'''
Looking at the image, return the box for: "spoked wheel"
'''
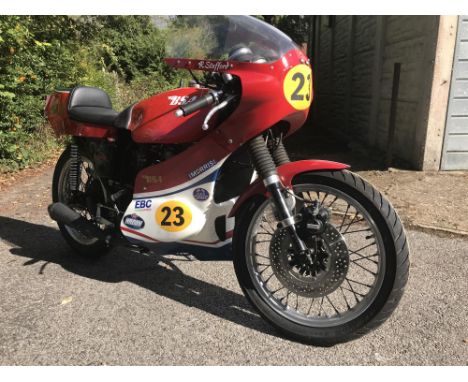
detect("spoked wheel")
[52,146,111,257]
[233,170,409,345]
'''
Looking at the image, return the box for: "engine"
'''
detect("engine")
[73,135,189,224]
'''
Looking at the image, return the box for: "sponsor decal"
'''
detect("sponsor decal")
[193,187,209,201]
[188,159,217,179]
[135,199,152,209]
[156,200,192,232]
[167,95,198,106]
[142,175,163,184]
[123,214,145,230]
[197,60,231,72]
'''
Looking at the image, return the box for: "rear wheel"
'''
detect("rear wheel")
[233,170,409,345]
[52,146,111,257]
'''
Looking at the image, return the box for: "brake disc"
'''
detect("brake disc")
[270,223,350,298]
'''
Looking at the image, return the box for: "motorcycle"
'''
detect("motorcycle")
[45,16,409,345]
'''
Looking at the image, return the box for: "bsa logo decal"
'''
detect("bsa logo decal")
[197,60,231,72]
[142,175,162,184]
[193,188,209,201]
[123,214,145,230]
[188,159,217,179]
[168,95,197,106]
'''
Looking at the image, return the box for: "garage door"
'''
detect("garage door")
[441,16,468,170]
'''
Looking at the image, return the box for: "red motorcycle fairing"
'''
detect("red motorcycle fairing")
[134,49,311,195]
[228,160,350,218]
[129,87,211,144]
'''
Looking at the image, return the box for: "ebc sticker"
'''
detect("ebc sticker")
[135,199,152,209]
[283,64,312,110]
[123,214,145,230]
[156,201,192,232]
[193,188,209,201]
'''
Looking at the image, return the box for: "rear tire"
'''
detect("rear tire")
[233,170,409,345]
[52,146,110,258]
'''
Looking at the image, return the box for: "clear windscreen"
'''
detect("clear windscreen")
[165,16,299,63]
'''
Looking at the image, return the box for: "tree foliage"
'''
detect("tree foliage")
[259,15,311,45]
[0,15,307,172]
[0,16,182,171]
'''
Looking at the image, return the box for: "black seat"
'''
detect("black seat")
[68,86,132,129]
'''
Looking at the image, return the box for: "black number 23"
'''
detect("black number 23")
[160,206,185,227]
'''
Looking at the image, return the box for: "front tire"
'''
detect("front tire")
[233,170,409,345]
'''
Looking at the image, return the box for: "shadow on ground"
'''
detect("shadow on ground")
[0,216,278,338]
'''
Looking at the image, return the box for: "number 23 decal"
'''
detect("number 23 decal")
[283,64,313,110]
[156,201,192,232]
[160,206,185,226]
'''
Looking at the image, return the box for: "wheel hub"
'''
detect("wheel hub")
[269,223,350,298]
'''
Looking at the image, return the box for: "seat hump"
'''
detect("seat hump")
[68,86,113,110]
[67,86,132,129]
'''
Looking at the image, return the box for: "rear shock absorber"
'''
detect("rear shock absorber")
[248,135,306,252]
[69,144,79,192]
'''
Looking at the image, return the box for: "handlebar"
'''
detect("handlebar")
[175,90,223,117]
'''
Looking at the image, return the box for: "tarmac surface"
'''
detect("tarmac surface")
[0,167,467,365]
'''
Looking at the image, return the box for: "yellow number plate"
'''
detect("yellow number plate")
[156,201,192,232]
[283,64,312,110]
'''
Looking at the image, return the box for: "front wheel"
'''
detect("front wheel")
[233,170,409,345]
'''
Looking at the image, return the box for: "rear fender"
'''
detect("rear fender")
[228,160,349,218]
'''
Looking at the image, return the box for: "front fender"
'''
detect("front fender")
[228,160,349,218]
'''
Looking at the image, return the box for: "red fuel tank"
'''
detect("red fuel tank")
[129,87,211,144]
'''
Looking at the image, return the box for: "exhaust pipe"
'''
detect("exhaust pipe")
[48,202,106,239]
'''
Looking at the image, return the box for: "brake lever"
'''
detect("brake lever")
[202,99,230,131]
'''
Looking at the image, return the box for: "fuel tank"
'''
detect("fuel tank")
[129,87,211,144]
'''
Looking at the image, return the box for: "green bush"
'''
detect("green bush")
[0,15,183,173]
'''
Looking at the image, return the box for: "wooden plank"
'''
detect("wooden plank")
[458,41,468,59]
[454,62,468,79]
[441,152,468,169]
[449,99,468,115]
[446,116,468,133]
[452,79,468,97]
[458,18,468,39]
[445,134,468,151]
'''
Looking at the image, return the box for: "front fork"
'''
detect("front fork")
[248,135,307,252]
